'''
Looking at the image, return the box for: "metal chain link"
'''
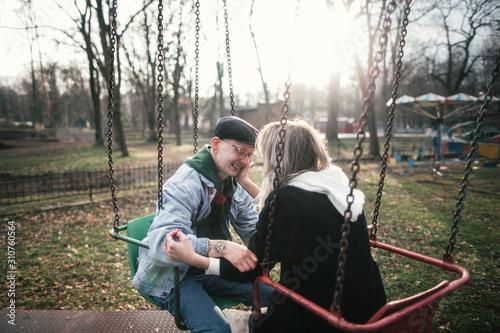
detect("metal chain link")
[193,0,201,154]
[332,0,397,315]
[444,45,500,260]
[371,0,412,240]
[107,0,120,233]
[154,1,186,330]
[262,0,301,274]
[156,0,165,211]
[262,78,292,274]
[222,0,235,115]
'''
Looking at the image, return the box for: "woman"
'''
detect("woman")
[165,119,386,332]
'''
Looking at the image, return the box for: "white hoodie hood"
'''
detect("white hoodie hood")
[288,165,365,221]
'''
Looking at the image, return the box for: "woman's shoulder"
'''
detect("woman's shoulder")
[276,185,334,212]
[279,184,327,198]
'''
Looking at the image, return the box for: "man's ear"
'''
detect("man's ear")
[211,137,221,153]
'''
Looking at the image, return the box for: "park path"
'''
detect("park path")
[0,127,187,162]
[0,127,94,158]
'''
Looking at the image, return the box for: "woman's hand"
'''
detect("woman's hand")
[164,229,257,272]
[208,239,258,272]
[235,164,261,199]
[235,163,251,184]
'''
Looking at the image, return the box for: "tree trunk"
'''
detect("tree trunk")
[172,87,181,146]
[210,84,217,127]
[73,0,103,145]
[366,105,379,156]
[95,1,128,157]
[354,52,380,157]
[217,62,225,118]
[114,40,129,157]
[89,63,103,146]
[171,58,182,146]
[326,71,340,142]
[170,16,185,146]
[249,1,271,121]
[112,83,128,156]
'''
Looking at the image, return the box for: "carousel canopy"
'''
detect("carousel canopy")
[477,94,499,102]
[386,95,415,106]
[415,93,446,102]
[446,93,478,102]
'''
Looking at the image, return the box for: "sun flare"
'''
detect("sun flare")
[290,1,357,87]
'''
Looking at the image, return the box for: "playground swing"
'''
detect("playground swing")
[107,0,242,330]
[252,1,499,332]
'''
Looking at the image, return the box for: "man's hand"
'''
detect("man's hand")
[208,240,258,272]
[164,229,197,265]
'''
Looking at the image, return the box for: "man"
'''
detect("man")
[133,116,271,332]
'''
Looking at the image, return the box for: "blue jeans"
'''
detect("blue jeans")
[153,274,272,333]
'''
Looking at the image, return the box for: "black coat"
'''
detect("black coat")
[221,186,386,332]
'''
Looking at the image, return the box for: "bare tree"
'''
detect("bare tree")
[326,69,341,143]
[19,1,42,130]
[93,0,155,156]
[57,0,154,154]
[59,65,93,127]
[217,61,225,119]
[166,2,188,146]
[22,0,54,133]
[52,0,154,149]
[425,0,500,95]
[123,5,163,142]
[45,64,62,127]
[95,0,126,156]
[249,0,271,121]
[323,1,358,143]
[0,86,23,122]
[68,0,104,146]
[356,0,392,157]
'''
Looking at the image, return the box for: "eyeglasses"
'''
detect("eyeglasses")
[221,139,257,159]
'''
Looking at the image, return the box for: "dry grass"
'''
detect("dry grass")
[0,132,498,332]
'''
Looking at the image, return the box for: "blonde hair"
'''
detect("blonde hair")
[257,119,331,207]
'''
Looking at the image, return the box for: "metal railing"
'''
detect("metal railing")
[0,162,182,206]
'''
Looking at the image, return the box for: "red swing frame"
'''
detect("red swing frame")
[253,238,470,332]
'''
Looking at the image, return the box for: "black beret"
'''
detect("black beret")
[213,116,259,145]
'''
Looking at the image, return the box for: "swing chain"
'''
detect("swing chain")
[157,2,187,330]
[372,0,412,239]
[445,45,500,259]
[222,0,236,115]
[157,0,165,210]
[107,0,120,233]
[261,0,300,276]
[262,78,292,273]
[332,0,397,315]
[193,0,201,154]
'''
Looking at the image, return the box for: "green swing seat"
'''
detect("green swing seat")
[117,214,240,309]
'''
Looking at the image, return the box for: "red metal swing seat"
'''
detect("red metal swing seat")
[253,238,470,332]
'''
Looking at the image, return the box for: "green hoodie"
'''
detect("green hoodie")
[184,144,237,241]
[185,144,237,198]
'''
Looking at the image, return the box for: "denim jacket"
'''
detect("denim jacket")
[132,163,258,298]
